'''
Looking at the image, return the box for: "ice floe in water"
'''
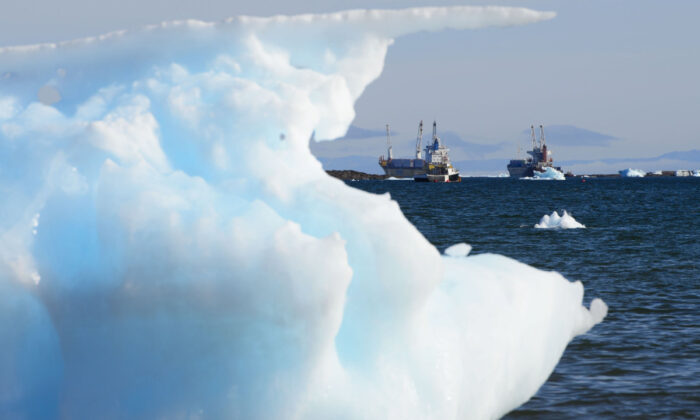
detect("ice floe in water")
[0,6,607,419]
[619,168,646,177]
[535,211,586,229]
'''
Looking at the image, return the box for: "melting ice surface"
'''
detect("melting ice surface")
[535,211,586,229]
[0,7,607,419]
[619,168,646,177]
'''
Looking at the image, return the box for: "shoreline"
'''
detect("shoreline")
[327,170,696,180]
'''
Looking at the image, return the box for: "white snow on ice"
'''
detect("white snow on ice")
[535,211,586,229]
[0,7,607,419]
[619,168,646,177]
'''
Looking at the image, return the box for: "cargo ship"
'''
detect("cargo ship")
[379,120,460,182]
[507,125,563,178]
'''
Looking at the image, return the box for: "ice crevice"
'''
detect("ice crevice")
[0,6,606,419]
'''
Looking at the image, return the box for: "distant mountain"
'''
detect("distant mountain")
[561,149,700,166]
[439,131,505,159]
[658,149,700,162]
[316,155,384,174]
[311,125,506,164]
[521,125,619,147]
[329,125,398,140]
[312,121,697,175]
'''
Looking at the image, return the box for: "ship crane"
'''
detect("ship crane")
[530,125,537,150]
[386,123,393,160]
[432,120,439,145]
[539,124,546,147]
[415,120,423,159]
[540,124,551,162]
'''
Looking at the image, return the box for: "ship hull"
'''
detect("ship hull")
[381,166,427,178]
[414,171,461,183]
[507,165,534,178]
[507,163,564,178]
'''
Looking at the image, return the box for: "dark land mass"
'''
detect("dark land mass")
[326,170,388,180]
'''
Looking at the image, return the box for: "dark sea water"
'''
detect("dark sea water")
[348,177,700,418]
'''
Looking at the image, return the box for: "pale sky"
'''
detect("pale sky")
[2,0,699,172]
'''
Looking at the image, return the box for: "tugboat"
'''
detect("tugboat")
[507,125,563,178]
[413,121,461,183]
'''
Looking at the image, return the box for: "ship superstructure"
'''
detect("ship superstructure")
[414,121,461,182]
[507,125,563,178]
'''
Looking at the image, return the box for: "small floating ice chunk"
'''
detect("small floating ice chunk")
[444,242,472,257]
[619,168,646,177]
[535,211,585,229]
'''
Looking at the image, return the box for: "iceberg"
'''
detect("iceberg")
[533,166,566,180]
[535,211,586,229]
[619,168,646,177]
[0,7,607,419]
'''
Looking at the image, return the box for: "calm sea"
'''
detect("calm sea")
[349,177,699,418]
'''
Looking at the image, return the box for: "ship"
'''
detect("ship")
[378,121,427,178]
[378,120,460,182]
[507,125,564,178]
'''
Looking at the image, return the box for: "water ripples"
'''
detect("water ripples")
[350,177,700,418]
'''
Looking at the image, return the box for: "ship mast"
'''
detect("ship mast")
[386,124,393,160]
[416,120,423,159]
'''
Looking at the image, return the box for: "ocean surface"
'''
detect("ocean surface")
[348,177,699,418]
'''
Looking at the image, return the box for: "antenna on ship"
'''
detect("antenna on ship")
[530,125,536,150]
[386,123,393,160]
[416,120,423,159]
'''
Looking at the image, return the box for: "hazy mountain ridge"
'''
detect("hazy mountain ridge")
[313,124,699,175]
[520,125,619,147]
